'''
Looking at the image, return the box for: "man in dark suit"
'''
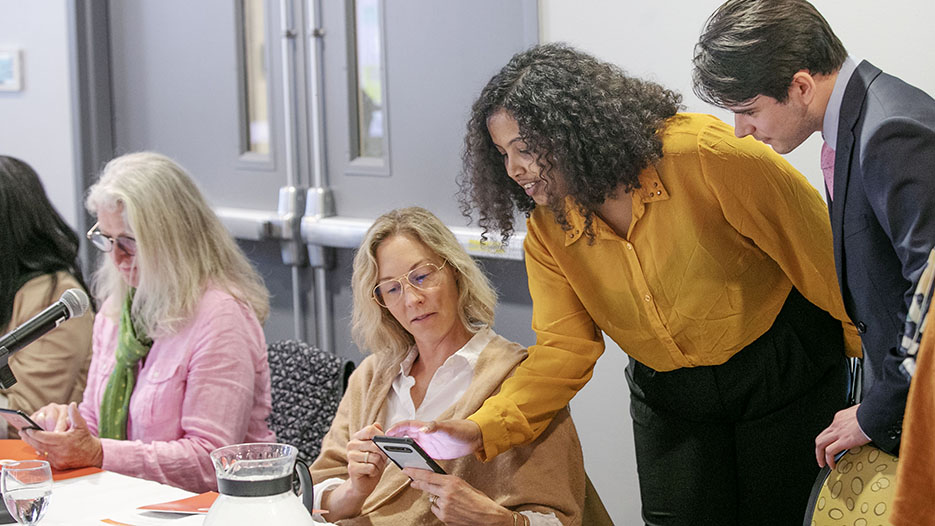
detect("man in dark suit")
[692,0,935,468]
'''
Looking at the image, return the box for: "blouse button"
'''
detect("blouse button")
[626,243,633,250]
[644,294,652,303]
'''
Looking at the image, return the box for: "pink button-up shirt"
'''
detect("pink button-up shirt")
[79,288,275,492]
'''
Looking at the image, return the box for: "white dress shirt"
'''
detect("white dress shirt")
[313,327,561,525]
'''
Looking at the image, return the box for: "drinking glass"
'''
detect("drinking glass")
[1,460,52,525]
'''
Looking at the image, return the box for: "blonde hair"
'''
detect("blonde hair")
[86,152,269,337]
[351,207,497,357]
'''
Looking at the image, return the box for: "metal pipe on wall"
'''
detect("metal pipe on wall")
[299,215,525,261]
[278,0,307,340]
[305,0,333,354]
[216,209,526,261]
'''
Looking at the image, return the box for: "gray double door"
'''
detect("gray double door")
[103,0,539,360]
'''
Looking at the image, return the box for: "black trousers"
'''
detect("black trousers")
[626,288,849,526]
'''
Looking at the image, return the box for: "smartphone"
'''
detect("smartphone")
[371,436,446,474]
[0,408,43,432]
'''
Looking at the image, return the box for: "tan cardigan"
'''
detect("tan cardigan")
[2,272,93,434]
[310,333,585,525]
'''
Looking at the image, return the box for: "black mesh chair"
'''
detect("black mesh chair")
[266,340,355,463]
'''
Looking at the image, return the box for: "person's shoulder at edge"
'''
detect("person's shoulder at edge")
[865,67,935,116]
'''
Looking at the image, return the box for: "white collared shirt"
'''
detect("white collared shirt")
[821,55,860,148]
[313,327,561,526]
[384,326,492,426]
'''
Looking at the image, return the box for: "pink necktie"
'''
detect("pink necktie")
[821,141,835,200]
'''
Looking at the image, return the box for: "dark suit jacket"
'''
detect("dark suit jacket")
[832,60,935,453]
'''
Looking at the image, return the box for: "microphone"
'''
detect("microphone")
[0,288,90,388]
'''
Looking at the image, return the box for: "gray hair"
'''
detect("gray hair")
[86,151,269,336]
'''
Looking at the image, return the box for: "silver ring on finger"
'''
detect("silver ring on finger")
[365,451,370,464]
[429,494,438,505]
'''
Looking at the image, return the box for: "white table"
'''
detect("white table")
[42,471,204,526]
[36,470,336,526]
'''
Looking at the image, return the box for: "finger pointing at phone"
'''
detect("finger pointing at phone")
[385,419,482,459]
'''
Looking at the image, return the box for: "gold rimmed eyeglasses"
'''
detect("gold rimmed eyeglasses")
[372,260,448,308]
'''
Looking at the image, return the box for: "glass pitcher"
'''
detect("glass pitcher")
[204,443,315,526]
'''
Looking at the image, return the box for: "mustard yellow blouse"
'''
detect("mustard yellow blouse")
[470,113,859,460]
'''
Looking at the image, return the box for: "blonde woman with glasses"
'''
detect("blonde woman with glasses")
[309,207,587,526]
[21,152,275,493]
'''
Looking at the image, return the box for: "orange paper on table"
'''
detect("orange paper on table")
[0,439,102,481]
[138,491,219,514]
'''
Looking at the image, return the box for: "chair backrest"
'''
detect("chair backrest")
[803,445,899,526]
[266,339,355,463]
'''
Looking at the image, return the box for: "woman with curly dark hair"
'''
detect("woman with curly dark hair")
[390,43,861,525]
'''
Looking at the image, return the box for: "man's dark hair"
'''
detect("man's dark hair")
[692,0,847,107]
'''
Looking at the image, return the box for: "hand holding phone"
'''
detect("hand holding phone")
[0,408,44,432]
[372,436,446,474]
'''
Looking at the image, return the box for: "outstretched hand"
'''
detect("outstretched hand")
[386,419,483,460]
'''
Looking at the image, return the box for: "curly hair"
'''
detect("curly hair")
[458,43,682,241]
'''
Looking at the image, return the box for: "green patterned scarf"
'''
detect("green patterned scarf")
[99,290,153,440]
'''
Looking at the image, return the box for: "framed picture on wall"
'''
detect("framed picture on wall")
[0,49,23,92]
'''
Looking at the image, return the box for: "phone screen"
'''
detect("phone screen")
[372,436,446,474]
[0,409,43,431]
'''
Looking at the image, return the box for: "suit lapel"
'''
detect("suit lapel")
[832,60,883,296]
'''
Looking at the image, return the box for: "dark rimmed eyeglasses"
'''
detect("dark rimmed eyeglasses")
[372,260,448,308]
[86,222,138,256]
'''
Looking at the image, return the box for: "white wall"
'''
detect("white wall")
[0,0,78,227]
[540,0,935,196]
[543,1,935,523]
